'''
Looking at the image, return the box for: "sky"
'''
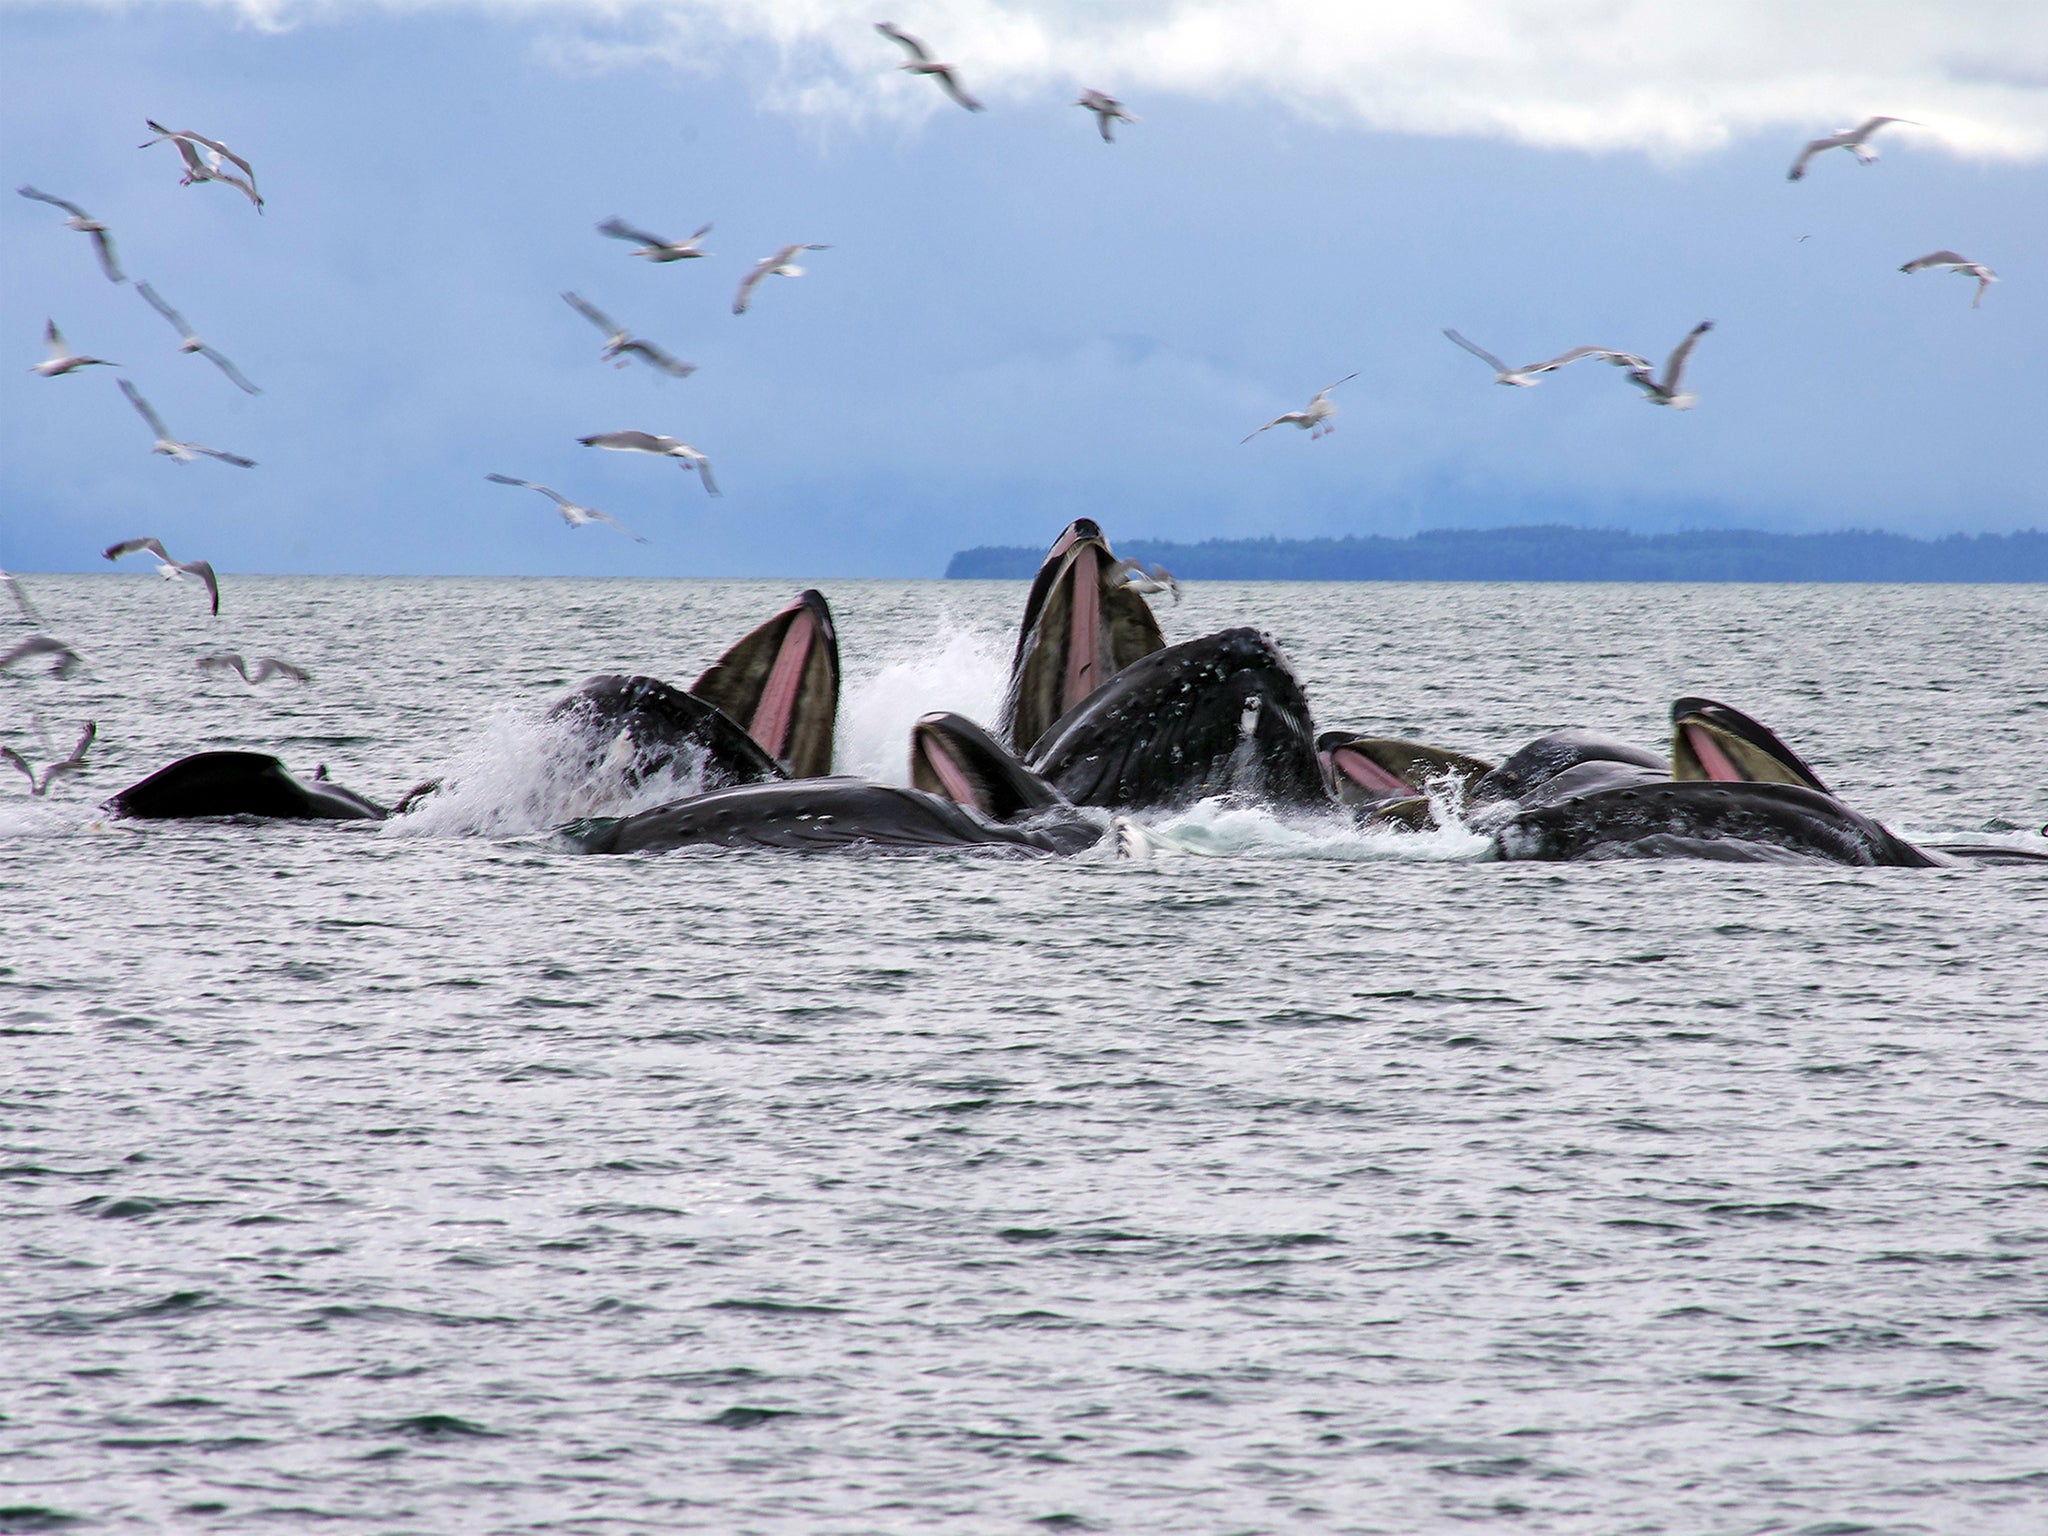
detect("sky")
[2,1,2044,576]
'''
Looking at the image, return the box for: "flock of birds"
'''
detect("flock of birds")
[0,27,2014,798]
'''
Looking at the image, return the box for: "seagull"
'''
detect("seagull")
[733,244,830,315]
[1076,89,1136,142]
[1241,373,1359,443]
[197,652,311,684]
[16,187,125,282]
[29,319,118,378]
[1442,330,1646,387]
[118,379,256,467]
[0,568,43,625]
[135,282,261,393]
[1618,321,1714,409]
[485,473,648,541]
[103,536,221,615]
[597,217,712,262]
[140,120,264,210]
[1787,116,1917,181]
[875,23,984,112]
[0,635,82,678]
[561,292,696,378]
[2,721,95,797]
[578,432,721,496]
[1899,251,1999,308]
[1113,559,1180,603]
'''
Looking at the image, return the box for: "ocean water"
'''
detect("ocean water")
[4,575,2047,1535]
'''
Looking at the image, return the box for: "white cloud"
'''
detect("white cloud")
[54,0,2048,157]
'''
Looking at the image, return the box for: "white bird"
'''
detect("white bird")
[1442,330,1645,388]
[0,635,82,678]
[118,379,256,467]
[140,120,264,211]
[485,473,648,541]
[1076,89,1136,142]
[1899,250,1998,309]
[1113,559,1180,603]
[875,23,984,112]
[597,217,712,262]
[135,282,260,394]
[733,244,830,315]
[1618,321,1714,409]
[577,432,721,497]
[1787,116,1916,181]
[1241,373,1359,443]
[103,536,221,615]
[16,187,125,283]
[2,721,95,797]
[197,652,311,684]
[30,319,117,378]
[561,292,696,378]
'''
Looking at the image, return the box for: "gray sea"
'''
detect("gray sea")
[4,576,2047,1535]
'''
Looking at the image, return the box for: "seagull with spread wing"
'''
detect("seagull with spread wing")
[1899,250,1998,308]
[597,217,712,262]
[29,320,117,378]
[16,187,125,283]
[135,282,261,393]
[875,23,984,112]
[578,432,720,496]
[485,473,648,540]
[1113,559,1180,603]
[734,244,830,315]
[1242,373,1359,443]
[140,120,264,210]
[118,379,256,467]
[1617,321,1714,409]
[197,653,311,685]
[2,721,95,798]
[0,636,82,678]
[561,292,696,378]
[1076,89,1136,142]
[103,537,221,615]
[1787,116,1916,181]
[1442,330,1646,387]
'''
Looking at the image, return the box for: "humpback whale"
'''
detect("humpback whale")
[105,751,387,821]
[911,711,1071,822]
[548,674,785,794]
[1002,519,1165,755]
[689,589,840,778]
[1028,628,1328,810]
[1318,732,1494,809]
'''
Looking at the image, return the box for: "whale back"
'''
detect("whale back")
[105,751,386,821]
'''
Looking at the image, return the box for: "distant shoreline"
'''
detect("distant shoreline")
[945,526,2048,582]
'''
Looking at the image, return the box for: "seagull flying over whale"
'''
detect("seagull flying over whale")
[1787,116,1916,181]
[118,379,256,467]
[29,319,117,378]
[578,432,721,496]
[561,292,696,378]
[597,217,712,263]
[1242,374,1359,443]
[103,536,221,615]
[1617,321,1714,409]
[136,282,261,393]
[1443,330,1644,387]
[16,187,125,282]
[734,244,830,315]
[485,472,649,539]
[2,721,95,798]
[875,23,984,112]
[1899,250,1998,308]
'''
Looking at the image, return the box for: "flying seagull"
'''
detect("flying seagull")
[1442,330,1645,387]
[30,319,117,378]
[0,635,82,678]
[1618,321,1714,409]
[577,432,721,497]
[16,187,125,282]
[140,120,264,210]
[1242,373,1360,443]
[0,568,44,625]
[561,292,696,378]
[875,23,984,112]
[2,721,95,798]
[103,536,221,615]
[485,473,648,540]
[1076,89,1136,142]
[1787,116,1916,181]
[597,217,712,262]
[197,652,311,684]
[118,379,256,467]
[135,282,261,393]
[1113,559,1180,603]
[1899,250,1998,308]
[734,244,830,315]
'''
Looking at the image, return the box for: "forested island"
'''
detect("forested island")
[946,526,2048,582]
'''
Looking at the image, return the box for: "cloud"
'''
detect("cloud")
[50,0,2048,157]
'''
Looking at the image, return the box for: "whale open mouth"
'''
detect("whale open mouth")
[691,590,841,778]
[1327,746,1414,797]
[911,712,1064,822]
[1670,698,1830,794]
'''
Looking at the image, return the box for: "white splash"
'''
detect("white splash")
[1124,795,1494,862]
[838,623,1010,785]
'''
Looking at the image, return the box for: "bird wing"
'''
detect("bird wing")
[686,222,713,244]
[191,445,257,468]
[136,281,194,338]
[1660,321,1714,391]
[876,22,932,62]
[18,186,89,218]
[105,535,171,563]
[1972,273,1993,307]
[1097,109,1116,142]
[186,130,257,185]
[1443,329,1509,373]
[0,747,35,792]
[251,658,310,683]
[562,290,619,335]
[1241,415,1291,444]
[619,339,697,378]
[733,263,770,314]
[42,319,67,360]
[64,720,96,766]
[1526,344,1637,373]
[199,652,249,680]
[581,430,673,454]
[691,456,721,497]
[1900,251,1968,273]
[1320,372,1361,394]
[212,170,263,211]
[1849,116,1907,139]
[1786,137,1837,180]
[0,569,42,625]
[931,67,985,112]
[598,217,669,248]
[88,227,124,282]
[588,510,647,541]
[179,559,221,614]
[195,345,260,395]
[118,379,171,439]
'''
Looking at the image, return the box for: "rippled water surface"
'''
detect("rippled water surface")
[5,577,2048,1534]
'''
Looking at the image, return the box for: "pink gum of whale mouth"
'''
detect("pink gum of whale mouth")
[916,735,985,813]
[1681,722,1745,782]
[1060,541,1104,718]
[746,605,818,763]
[1328,747,1414,796]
